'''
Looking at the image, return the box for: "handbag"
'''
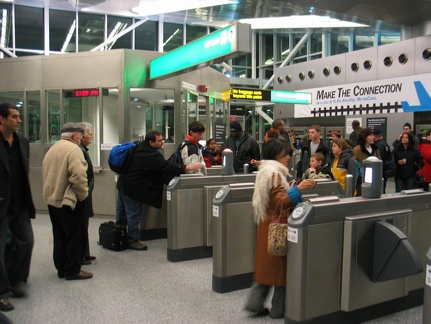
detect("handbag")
[267,216,288,256]
[98,221,128,251]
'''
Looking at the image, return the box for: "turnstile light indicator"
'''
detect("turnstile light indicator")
[168,179,176,186]
[292,206,305,219]
[215,189,225,199]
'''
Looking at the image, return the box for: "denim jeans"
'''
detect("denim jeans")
[395,176,417,193]
[116,191,142,241]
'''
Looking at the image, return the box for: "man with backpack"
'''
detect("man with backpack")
[116,130,201,251]
[179,121,207,175]
[374,128,395,193]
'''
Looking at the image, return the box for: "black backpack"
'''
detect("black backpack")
[168,141,198,164]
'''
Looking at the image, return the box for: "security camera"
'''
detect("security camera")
[221,62,233,72]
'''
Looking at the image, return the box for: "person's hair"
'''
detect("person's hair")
[0,102,17,118]
[265,129,279,140]
[352,120,360,128]
[357,127,373,146]
[309,124,321,133]
[332,138,350,150]
[331,131,341,138]
[189,121,205,133]
[400,131,415,146]
[206,138,216,146]
[262,138,292,160]
[311,153,325,165]
[272,119,285,128]
[78,122,93,136]
[145,130,162,143]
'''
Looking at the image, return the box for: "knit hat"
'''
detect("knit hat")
[230,121,242,132]
[60,122,85,134]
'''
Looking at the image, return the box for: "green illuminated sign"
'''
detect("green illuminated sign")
[150,23,250,80]
[271,90,312,104]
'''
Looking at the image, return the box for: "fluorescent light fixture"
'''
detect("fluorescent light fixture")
[131,0,237,16]
[239,15,369,29]
[61,20,76,53]
[1,9,8,47]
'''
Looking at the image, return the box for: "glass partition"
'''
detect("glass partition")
[102,88,119,144]
[27,91,41,142]
[46,90,61,143]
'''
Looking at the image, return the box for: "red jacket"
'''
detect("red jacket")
[418,140,431,182]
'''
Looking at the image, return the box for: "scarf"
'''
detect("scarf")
[252,160,292,223]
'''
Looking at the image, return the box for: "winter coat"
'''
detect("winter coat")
[393,144,423,179]
[331,149,353,190]
[302,163,333,180]
[223,132,260,173]
[117,141,186,208]
[297,140,330,178]
[418,140,431,182]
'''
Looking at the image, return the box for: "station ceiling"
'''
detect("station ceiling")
[8,0,431,28]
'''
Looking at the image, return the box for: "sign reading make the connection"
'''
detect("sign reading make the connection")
[150,22,251,80]
[230,87,312,104]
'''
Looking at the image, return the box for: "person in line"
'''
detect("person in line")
[393,132,423,192]
[42,122,91,280]
[116,130,201,251]
[203,138,221,167]
[264,129,279,143]
[329,130,341,163]
[373,128,395,193]
[180,121,207,175]
[223,121,260,173]
[418,130,431,191]
[302,153,333,180]
[271,119,290,144]
[392,122,419,147]
[353,128,381,195]
[331,138,354,190]
[78,122,96,265]
[349,120,362,147]
[0,103,35,311]
[245,139,314,318]
[296,124,329,179]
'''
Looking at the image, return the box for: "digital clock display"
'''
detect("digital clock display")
[73,89,100,97]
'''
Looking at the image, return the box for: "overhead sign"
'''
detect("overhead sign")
[150,22,251,80]
[230,87,311,104]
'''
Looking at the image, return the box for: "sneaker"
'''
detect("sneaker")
[128,241,148,251]
[0,298,14,312]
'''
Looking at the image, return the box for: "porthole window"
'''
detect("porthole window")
[334,66,341,75]
[351,62,359,72]
[277,76,283,84]
[383,56,393,67]
[308,70,315,79]
[398,53,408,64]
[286,75,292,83]
[363,60,372,70]
[323,68,330,77]
[422,48,431,60]
[299,72,305,81]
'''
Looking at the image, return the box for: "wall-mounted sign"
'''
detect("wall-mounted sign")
[150,22,251,80]
[65,89,100,97]
[230,87,311,104]
[230,88,271,101]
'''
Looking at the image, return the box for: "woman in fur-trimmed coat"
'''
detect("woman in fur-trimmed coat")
[245,139,314,318]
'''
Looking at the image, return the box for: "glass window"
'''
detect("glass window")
[0,3,13,54]
[163,22,183,52]
[135,20,157,51]
[0,92,24,134]
[187,92,198,127]
[107,16,132,50]
[27,91,41,143]
[331,32,349,55]
[78,13,104,52]
[49,10,76,53]
[46,91,61,143]
[15,5,44,53]
[186,25,207,44]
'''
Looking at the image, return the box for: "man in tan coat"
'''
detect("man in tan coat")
[42,122,91,280]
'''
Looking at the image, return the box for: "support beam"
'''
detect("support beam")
[0,45,17,58]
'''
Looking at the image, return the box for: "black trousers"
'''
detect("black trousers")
[48,202,85,277]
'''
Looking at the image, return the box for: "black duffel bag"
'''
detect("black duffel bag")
[98,221,128,251]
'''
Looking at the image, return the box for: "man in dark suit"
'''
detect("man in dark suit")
[0,102,35,311]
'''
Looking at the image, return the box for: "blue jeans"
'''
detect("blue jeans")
[116,191,142,241]
[395,176,417,193]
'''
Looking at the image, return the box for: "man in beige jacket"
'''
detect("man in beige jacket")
[42,122,91,280]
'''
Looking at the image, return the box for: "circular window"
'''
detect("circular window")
[351,62,359,72]
[422,48,431,60]
[334,66,341,75]
[323,68,330,77]
[299,72,305,81]
[363,60,372,70]
[286,75,292,83]
[398,53,408,64]
[383,56,393,67]
[277,76,283,84]
[308,70,315,79]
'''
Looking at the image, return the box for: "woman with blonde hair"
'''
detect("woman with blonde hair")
[331,138,353,189]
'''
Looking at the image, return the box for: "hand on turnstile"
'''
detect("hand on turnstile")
[297,179,316,191]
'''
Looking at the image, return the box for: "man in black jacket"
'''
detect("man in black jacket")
[116,130,201,251]
[0,103,35,311]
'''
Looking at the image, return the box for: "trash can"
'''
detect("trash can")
[424,246,431,323]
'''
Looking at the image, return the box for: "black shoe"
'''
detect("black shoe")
[9,286,25,298]
[81,258,91,265]
[85,256,96,261]
[65,270,93,280]
[0,298,14,312]
[58,272,65,279]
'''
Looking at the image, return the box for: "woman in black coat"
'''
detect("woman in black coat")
[392,132,423,192]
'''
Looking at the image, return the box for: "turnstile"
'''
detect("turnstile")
[166,173,255,262]
[211,180,347,293]
[286,190,431,323]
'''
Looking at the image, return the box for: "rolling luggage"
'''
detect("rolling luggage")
[98,221,128,251]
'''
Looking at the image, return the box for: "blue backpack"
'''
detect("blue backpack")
[108,142,138,174]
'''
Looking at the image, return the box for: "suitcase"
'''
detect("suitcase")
[98,221,128,251]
